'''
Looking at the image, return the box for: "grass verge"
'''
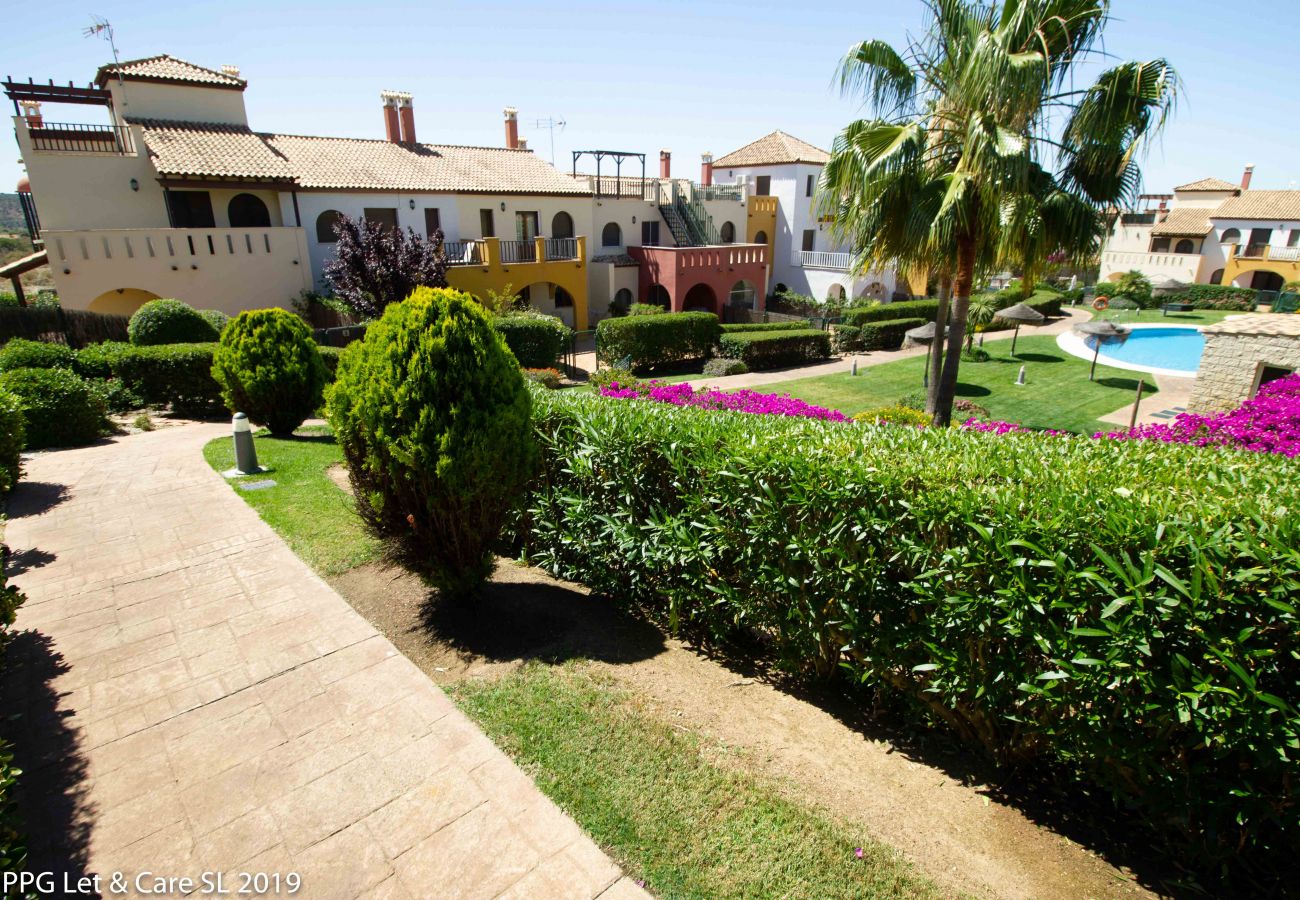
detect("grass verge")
[1086,308,1241,325]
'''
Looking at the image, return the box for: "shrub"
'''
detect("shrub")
[858,317,927,351]
[323,214,449,318]
[702,358,749,377]
[112,343,223,415]
[852,405,931,426]
[524,368,564,389]
[327,287,535,600]
[73,341,132,378]
[0,338,75,372]
[89,378,144,414]
[830,324,862,352]
[589,368,643,394]
[629,303,666,316]
[211,309,326,436]
[600,381,845,421]
[596,312,720,371]
[494,313,571,369]
[0,550,27,886]
[842,299,939,327]
[1162,284,1257,311]
[318,346,343,381]
[199,309,230,336]
[519,387,1300,881]
[720,321,810,333]
[0,367,103,448]
[716,330,831,369]
[0,391,24,494]
[128,299,220,345]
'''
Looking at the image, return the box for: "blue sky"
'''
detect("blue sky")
[6,1,1300,197]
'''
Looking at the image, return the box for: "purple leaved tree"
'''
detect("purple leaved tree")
[323,215,449,319]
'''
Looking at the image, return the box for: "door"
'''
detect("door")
[167,191,215,228]
[1246,227,1272,258]
[515,211,540,260]
[801,230,815,252]
[755,175,771,196]
[641,220,661,246]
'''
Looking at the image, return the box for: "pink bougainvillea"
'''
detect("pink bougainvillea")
[600,381,848,421]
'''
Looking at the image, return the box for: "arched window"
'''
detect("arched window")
[601,222,622,247]
[720,221,735,243]
[316,210,345,243]
[551,212,574,239]
[228,193,271,228]
[754,230,768,244]
[1209,268,1224,285]
[554,286,574,308]
[1220,228,1241,244]
[1174,238,1195,254]
[610,288,633,316]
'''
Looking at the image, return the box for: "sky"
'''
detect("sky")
[5,0,1300,197]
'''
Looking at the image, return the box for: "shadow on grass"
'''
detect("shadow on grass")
[1005,352,1062,364]
[1095,376,1151,391]
[6,482,69,519]
[954,383,992,397]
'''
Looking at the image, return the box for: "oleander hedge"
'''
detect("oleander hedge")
[842,299,939,327]
[716,329,831,369]
[860,317,927,351]
[719,321,811,333]
[517,387,1300,882]
[494,313,571,369]
[596,312,720,371]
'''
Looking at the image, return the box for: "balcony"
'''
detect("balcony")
[443,237,583,267]
[794,250,851,270]
[1100,249,1200,283]
[1234,244,1300,262]
[27,122,136,155]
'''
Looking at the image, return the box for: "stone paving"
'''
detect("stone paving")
[3,424,646,899]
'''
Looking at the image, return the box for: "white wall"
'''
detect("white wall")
[107,80,248,127]
[591,196,662,252]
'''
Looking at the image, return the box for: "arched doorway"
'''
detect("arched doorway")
[228,193,271,228]
[552,211,574,239]
[1209,268,1224,285]
[647,284,671,310]
[315,210,344,243]
[88,287,161,316]
[728,280,757,310]
[720,221,736,244]
[610,288,633,316]
[1233,270,1284,292]
[826,283,846,302]
[517,281,576,326]
[754,230,768,245]
[683,283,716,312]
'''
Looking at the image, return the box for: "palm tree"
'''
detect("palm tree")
[820,0,1178,425]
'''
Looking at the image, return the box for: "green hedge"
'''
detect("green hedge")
[0,391,24,493]
[719,321,811,333]
[494,314,571,369]
[0,368,104,448]
[128,299,221,345]
[0,338,76,372]
[983,291,1064,332]
[842,299,939,327]
[860,317,926,350]
[1162,284,1257,311]
[0,550,27,887]
[518,388,1300,881]
[72,341,132,378]
[596,312,720,371]
[716,330,831,369]
[831,324,862,352]
[112,343,223,416]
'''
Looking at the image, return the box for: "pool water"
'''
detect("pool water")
[1086,327,1205,374]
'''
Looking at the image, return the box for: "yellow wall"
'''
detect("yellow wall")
[746,196,778,260]
[88,288,161,316]
[445,237,590,328]
[1222,253,1300,290]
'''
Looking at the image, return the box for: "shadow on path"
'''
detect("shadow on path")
[6,482,69,520]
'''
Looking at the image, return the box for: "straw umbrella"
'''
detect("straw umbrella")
[1073,320,1131,381]
[994,302,1046,355]
[906,322,947,388]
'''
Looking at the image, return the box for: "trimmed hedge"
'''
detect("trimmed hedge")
[0,391,24,493]
[200,309,230,336]
[112,343,223,415]
[860,317,926,351]
[0,338,75,372]
[212,309,326,436]
[0,367,103,448]
[72,341,132,378]
[842,299,939,327]
[0,550,28,887]
[716,330,831,370]
[1163,284,1257,311]
[596,312,721,371]
[831,324,862,352]
[494,313,571,369]
[719,321,811,333]
[519,387,1300,882]
[128,299,221,345]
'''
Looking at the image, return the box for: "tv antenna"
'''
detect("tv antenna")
[533,116,566,163]
[84,17,128,106]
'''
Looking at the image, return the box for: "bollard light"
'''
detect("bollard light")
[851,358,858,376]
[231,413,263,475]
[1015,365,1027,386]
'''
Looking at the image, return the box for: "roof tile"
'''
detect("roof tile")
[1150,207,1211,237]
[97,54,245,89]
[713,131,829,168]
[1211,190,1300,221]
[1173,177,1238,193]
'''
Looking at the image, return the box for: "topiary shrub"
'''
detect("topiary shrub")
[842,299,939,327]
[327,287,536,601]
[596,312,721,372]
[628,302,666,316]
[0,390,24,494]
[73,341,132,378]
[0,339,75,372]
[716,330,832,369]
[493,313,571,369]
[212,309,327,436]
[720,321,810,333]
[112,343,223,416]
[199,309,230,336]
[702,358,749,377]
[858,317,927,351]
[128,299,220,345]
[0,367,103,448]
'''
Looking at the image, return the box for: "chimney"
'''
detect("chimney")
[18,100,42,128]
[380,91,402,143]
[701,152,713,186]
[220,64,241,79]
[659,149,671,179]
[517,138,528,151]
[398,94,416,144]
[1242,164,1255,190]
[504,107,519,149]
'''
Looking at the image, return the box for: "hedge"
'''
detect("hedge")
[517,387,1300,882]
[0,391,24,493]
[212,309,326,436]
[0,338,76,372]
[1162,284,1257,311]
[831,324,862,352]
[128,299,221,345]
[596,312,720,371]
[0,368,104,448]
[0,306,129,348]
[494,313,571,369]
[0,550,27,887]
[842,299,939,327]
[719,321,811,333]
[716,330,831,369]
[318,346,342,381]
[860,317,926,351]
[111,343,223,415]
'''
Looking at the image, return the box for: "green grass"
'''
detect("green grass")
[202,426,380,576]
[1087,307,1242,326]
[759,334,1156,434]
[449,664,940,900]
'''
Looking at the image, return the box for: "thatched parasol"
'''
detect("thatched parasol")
[995,302,1046,355]
[1073,320,1132,381]
[906,322,948,387]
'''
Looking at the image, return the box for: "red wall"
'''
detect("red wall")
[629,245,768,314]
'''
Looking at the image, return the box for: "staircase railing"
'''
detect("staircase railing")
[672,182,720,245]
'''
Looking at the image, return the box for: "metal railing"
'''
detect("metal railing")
[672,182,721,245]
[544,238,578,261]
[499,240,537,263]
[1271,246,1300,262]
[694,183,743,201]
[443,241,482,266]
[794,250,851,269]
[29,122,136,155]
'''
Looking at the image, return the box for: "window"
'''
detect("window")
[1290,230,1300,248]
[554,286,574,308]
[551,211,574,239]
[755,175,771,196]
[801,230,815,252]
[167,191,215,229]
[602,222,622,247]
[315,210,344,243]
[364,207,398,232]
[720,221,735,243]
[641,220,660,246]
[480,209,495,238]
[1209,268,1224,285]
[515,211,540,241]
[805,174,814,197]
[1220,228,1241,243]
[754,230,767,244]
[1150,237,1170,252]
[227,193,270,228]
[1174,238,1195,254]
[424,208,442,238]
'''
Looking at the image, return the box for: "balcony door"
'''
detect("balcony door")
[1246,227,1273,258]
[167,191,215,229]
[516,211,540,241]
[755,175,771,196]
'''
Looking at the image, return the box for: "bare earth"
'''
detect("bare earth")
[328,539,1157,900]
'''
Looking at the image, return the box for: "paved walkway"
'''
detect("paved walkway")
[4,424,646,899]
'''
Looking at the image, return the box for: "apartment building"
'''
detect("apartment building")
[1100,166,1300,295]
[6,55,767,329]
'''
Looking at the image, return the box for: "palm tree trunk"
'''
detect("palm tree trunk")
[925,275,951,415]
[933,237,977,427]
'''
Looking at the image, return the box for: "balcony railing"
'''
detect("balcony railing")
[443,241,483,266]
[1230,244,1300,263]
[29,122,136,155]
[499,240,537,264]
[794,250,851,270]
[544,238,577,261]
[442,237,583,267]
[694,183,743,202]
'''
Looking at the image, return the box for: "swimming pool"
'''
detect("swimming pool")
[1079,326,1205,375]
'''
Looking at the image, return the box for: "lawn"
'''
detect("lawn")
[203,430,940,900]
[759,333,1157,434]
[1087,307,1243,326]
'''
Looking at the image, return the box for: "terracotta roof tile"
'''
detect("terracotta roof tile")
[1211,190,1300,221]
[97,55,245,89]
[1150,207,1211,237]
[1173,177,1238,192]
[713,131,829,168]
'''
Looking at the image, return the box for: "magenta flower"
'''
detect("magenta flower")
[599,380,848,422]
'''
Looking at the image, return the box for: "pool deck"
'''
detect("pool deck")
[1097,372,1197,430]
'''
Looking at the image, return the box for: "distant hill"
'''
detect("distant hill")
[0,193,27,235]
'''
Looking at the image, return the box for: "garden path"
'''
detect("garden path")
[4,424,646,900]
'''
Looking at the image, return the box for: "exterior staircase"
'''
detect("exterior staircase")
[657,204,696,246]
[657,182,725,247]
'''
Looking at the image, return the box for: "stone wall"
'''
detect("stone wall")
[1189,332,1300,413]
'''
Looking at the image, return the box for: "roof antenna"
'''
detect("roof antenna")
[84,16,127,110]
[533,116,566,164]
